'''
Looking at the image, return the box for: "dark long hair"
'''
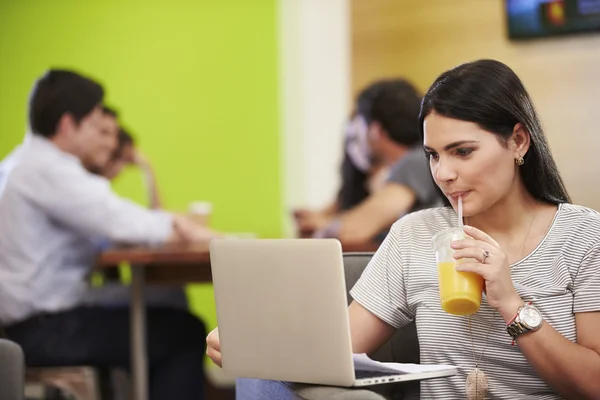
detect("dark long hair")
[336,149,369,211]
[419,59,571,207]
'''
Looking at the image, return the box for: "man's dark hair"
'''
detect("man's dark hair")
[29,69,104,138]
[102,105,119,118]
[356,78,422,147]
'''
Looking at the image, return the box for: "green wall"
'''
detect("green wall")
[0,0,282,335]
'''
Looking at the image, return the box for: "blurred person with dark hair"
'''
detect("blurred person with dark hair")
[293,114,391,237]
[102,126,162,210]
[0,70,209,400]
[296,78,440,245]
[85,117,189,311]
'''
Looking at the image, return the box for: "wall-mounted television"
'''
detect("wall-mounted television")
[507,0,600,39]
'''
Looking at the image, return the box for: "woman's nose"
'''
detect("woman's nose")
[434,158,457,183]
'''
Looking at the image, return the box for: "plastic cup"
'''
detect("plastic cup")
[432,227,484,315]
[188,201,213,226]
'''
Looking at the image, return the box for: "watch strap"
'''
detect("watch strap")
[506,302,532,344]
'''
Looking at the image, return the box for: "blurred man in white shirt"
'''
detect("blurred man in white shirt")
[0,70,209,400]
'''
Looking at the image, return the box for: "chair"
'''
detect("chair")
[25,367,101,400]
[20,269,117,400]
[0,338,25,400]
[1,329,101,400]
[236,252,420,400]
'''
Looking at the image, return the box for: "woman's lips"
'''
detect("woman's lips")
[446,191,470,200]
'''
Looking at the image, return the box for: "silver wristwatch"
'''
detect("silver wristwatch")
[506,303,543,340]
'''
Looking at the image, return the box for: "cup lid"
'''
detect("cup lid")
[188,201,213,214]
[431,226,466,248]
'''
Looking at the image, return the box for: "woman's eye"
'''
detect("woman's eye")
[425,151,439,161]
[455,148,473,157]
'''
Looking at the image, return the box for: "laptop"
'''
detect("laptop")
[209,238,457,387]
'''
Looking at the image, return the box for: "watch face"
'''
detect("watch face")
[520,306,543,329]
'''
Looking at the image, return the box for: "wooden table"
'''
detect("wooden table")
[96,240,380,400]
[99,241,379,284]
[97,242,214,400]
[99,242,213,284]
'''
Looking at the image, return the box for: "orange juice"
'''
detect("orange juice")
[432,227,485,316]
[437,261,484,315]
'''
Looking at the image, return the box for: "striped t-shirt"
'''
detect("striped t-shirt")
[350,203,600,399]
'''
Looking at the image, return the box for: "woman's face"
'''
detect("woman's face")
[423,112,525,216]
[345,115,372,172]
[102,143,135,180]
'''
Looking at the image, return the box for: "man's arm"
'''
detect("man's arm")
[326,182,416,244]
[21,162,175,245]
[319,149,436,244]
[293,200,339,236]
[170,214,218,243]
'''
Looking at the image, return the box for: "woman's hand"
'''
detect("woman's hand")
[206,327,222,367]
[450,225,523,322]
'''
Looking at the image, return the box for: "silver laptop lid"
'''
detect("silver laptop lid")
[210,238,356,386]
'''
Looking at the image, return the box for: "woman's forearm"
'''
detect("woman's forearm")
[515,322,600,399]
[140,165,161,209]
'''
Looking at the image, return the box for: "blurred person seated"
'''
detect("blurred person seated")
[0,70,211,400]
[293,115,391,237]
[296,78,441,245]
[84,110,189,310]
[85,108,162,210]
[103,124,163,210]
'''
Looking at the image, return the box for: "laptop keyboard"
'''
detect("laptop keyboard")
[355,369,407,379]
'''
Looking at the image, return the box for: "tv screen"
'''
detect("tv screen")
[507,0,600,39]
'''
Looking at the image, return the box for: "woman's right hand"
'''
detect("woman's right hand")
[206,327,222,367]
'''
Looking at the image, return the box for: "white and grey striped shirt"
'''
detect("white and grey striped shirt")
[351,203,600,399]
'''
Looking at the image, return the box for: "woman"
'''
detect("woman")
[293,114,389,237]
[208,60,600,399]
[86,126,192,310]
[294,77,432,243]
[102,127,163,209]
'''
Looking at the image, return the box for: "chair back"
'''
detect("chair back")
[0,339,25,400]
[342,252,420,364]
[343,252,420,400]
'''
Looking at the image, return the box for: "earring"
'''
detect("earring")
[515,156,524,166]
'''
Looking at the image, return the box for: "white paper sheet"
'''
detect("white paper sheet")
[353,353,455,374]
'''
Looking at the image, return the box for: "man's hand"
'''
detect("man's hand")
[292,209,332,236]
[172,214,220,242]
